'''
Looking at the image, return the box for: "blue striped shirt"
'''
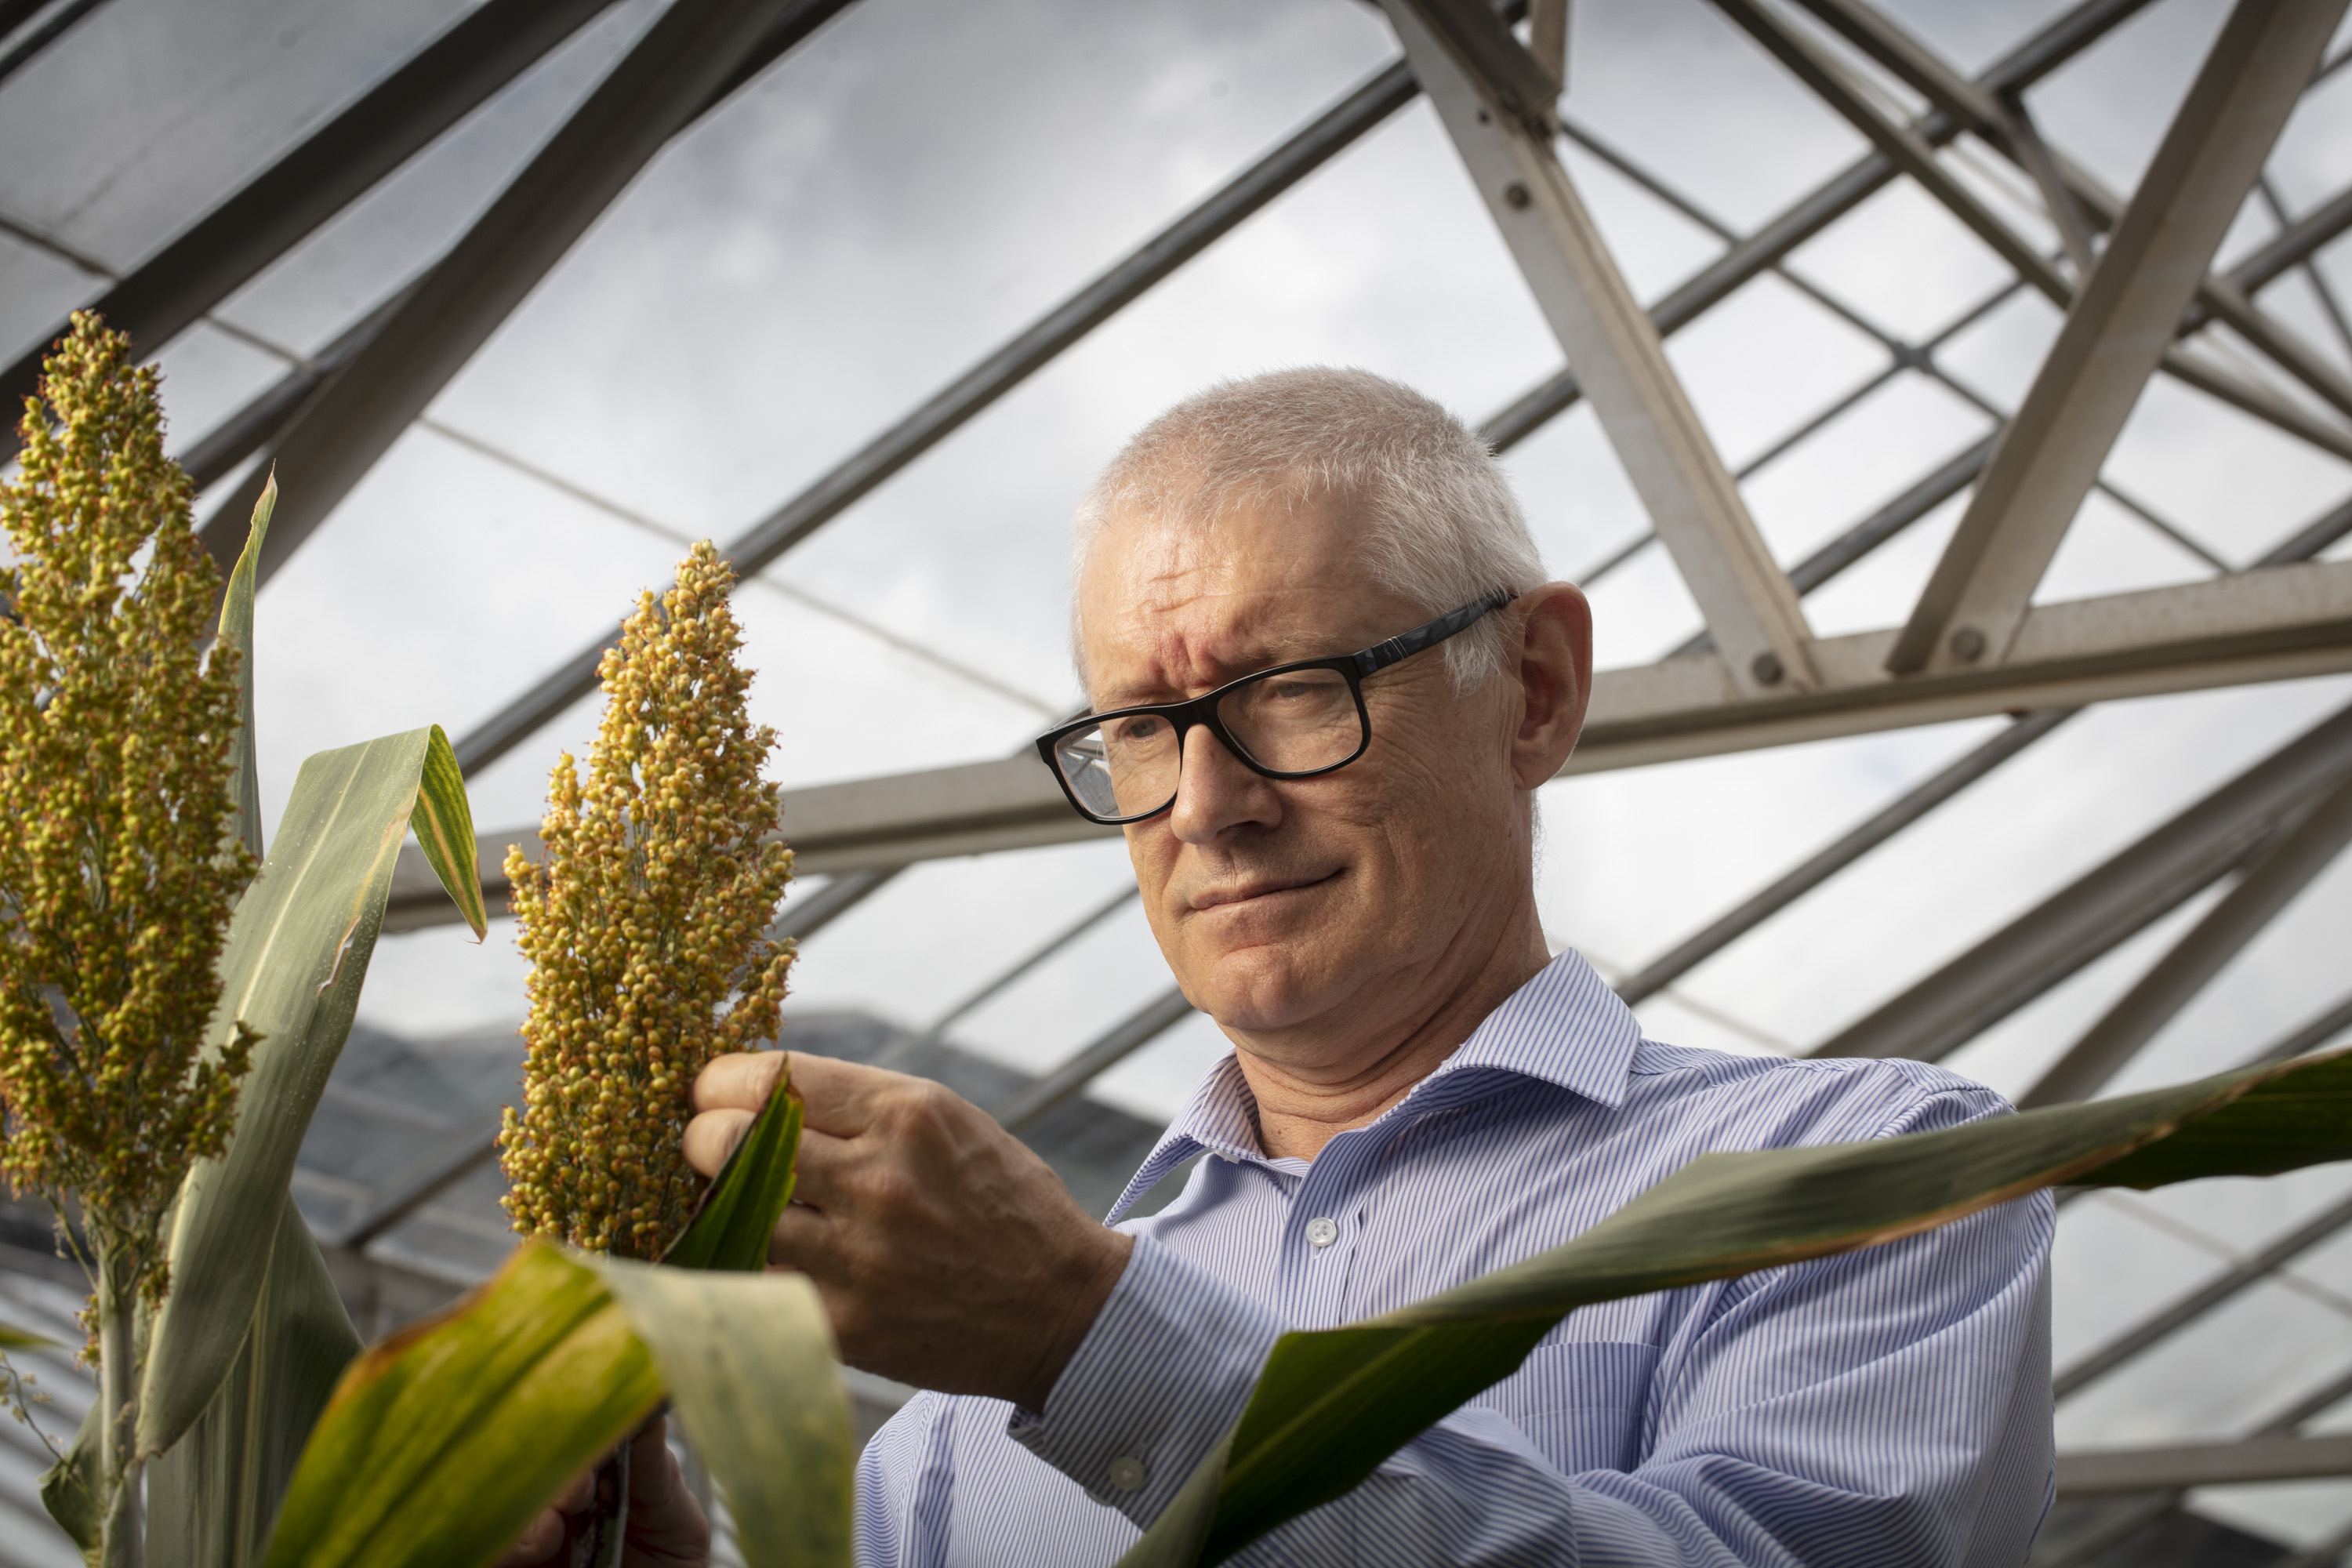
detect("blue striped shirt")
[857,949,2055,1565]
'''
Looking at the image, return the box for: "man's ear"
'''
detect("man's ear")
[1508,583,1592,789]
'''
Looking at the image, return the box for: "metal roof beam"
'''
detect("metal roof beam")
[1388,0,1819,700]
[1714,0,2352,485]
[1790,0,2352,426]
[391,557,2352,934]
[1875,0,2347,675]
[1575,558,2352,772]
[2228,180,2352,296]
[996,986,1196,1134]
[2055,1432,2352,1495]
[1484,160,2352,502]
[1810,692,2352,1065]
[2035,1345,2352,1566]
[1481,0,2158,448]
[447,53,1424,775]
[193,0,854,587]
[2248,989,2352,1071]
[173,283,418,492]
[1614,708,2074,1006]
[918,886,1139,1051]
[0,0,622,440]
[2054,1187,2352,1399]
[0,0,107,89]
[2018,768,2352,1107]
[445,0,2147,782]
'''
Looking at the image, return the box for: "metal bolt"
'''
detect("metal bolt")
[1503,181,1532,209]
[1950,625,1988,662]
[1750,652,1785,687]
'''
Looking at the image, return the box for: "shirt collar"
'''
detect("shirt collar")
[1105,949,1640,1222]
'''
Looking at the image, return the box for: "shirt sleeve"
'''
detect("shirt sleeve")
[1001,1083,2055,1568]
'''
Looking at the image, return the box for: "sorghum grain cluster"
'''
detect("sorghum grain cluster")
[499,541,794,1258]
[0,313,255,1300]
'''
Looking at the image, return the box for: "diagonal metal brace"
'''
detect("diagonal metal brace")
[1384,0,1820,699]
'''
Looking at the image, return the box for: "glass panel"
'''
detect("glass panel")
[1218,667,1362,774]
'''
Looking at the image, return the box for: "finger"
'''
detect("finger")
[692,1051,789,1116]
[766,1198,844,1271]
[619,1416,712,1563]
[786,1051,933,1136]
[779,1126,858,1205]
[626,1417,680,1504]
[551,1464,595,1515]
[683,1107,755,1178]
[494,1506,565,1565]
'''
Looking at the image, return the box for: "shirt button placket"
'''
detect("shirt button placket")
[1292,1147,1363,1325]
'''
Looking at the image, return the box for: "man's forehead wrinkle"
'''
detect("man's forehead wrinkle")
[1093,590,1341,709]
[1079,484,1403,709]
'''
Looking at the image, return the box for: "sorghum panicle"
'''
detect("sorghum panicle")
[499,542,795,1259]
[0,312,257,1290]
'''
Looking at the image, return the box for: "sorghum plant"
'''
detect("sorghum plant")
[499,541,796,1260]
[0,313,257,1563]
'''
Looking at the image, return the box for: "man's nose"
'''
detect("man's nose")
[1167,723,1282,843]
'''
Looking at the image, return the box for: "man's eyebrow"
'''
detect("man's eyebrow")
[1091,633,1343,710]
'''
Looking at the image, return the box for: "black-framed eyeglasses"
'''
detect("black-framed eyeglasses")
[1035,588,1515,826]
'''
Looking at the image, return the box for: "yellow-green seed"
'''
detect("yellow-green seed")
[495,542,795,1261]
[0,312,258,1321]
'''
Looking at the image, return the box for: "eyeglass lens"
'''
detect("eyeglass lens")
[1053,666,1363,820]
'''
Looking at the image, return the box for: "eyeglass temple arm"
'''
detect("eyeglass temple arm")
[1351,588,1515,677]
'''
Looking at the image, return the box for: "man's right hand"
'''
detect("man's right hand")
[684,1051,1134,1413]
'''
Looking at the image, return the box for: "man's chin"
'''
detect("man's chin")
[1185,946,1341,1036]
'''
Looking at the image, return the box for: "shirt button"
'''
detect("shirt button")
[1108,1454,1148,1493]
[1305,1216,1339,1249]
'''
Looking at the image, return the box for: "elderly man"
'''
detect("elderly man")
[684,368,2054,1566]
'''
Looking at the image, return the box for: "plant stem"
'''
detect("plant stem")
[96,1240,143,1568]
[571,1442,631,1568]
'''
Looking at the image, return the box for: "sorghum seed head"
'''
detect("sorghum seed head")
[499,542,794,1260]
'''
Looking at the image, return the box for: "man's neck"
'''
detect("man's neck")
[1231,912,1554,1161]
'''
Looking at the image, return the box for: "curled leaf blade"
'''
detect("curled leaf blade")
[589,1256,854,1568]
[662,1062,800,1272]
[411,724,488,940]
[39,1400,100,1551]
[218,469,274,864]
[144,728,466,1456]
[263,1243,659,1568]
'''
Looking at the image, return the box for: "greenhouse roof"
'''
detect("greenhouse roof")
[3,0,2352,1561]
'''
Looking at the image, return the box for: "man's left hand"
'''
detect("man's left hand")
[495,1417,708,1567]
[684,1051,1134,1412]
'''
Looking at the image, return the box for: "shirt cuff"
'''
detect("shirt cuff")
[1006,1232,1287,1526]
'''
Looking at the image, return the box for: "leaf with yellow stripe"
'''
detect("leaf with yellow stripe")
[263,1243,851,1568]
[410,723,488,940]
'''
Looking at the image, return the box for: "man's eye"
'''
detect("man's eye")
[1108,716,1169,744]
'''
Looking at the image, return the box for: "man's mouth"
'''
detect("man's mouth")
[1188,869,1341,912]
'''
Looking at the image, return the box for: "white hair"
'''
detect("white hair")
[1073,367,1546,689]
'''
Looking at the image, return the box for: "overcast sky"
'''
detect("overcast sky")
[6,0,2352,1546]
